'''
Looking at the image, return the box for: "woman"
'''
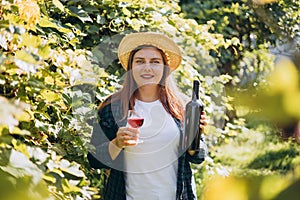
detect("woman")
[88,32,208,200]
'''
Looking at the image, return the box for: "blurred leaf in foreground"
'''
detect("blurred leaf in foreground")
[233,57,300,127]
[202,166,300,200]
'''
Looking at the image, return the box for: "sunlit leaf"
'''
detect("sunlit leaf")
[203,176,248,200]
[11,127,31,136]
[57,100,68,111]
[38,17,71,34]
[56,78,66,87]
[15,50,38,64]
[26,147,48,165]
[0,97,29,130]
[122,7,131,17]
[260,175,291,199]
[283,91,300,119]
[52,0,65,12]
[40,89,61,102]
[0,150,42,184]
[44,76,55,85]
[38,17,58,29]
[69,37,79,46]
[42,174,56,183]
[60,160,85,177]
[12,139,30,158]
[19,33,40,48]
[15,59,39,74]
[62,178,81,193]
[38,45,51,59]
[0,34,8,50]
[15,110,32,122]
[267,57,298,94]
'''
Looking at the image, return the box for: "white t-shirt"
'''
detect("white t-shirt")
[124,99,180,200]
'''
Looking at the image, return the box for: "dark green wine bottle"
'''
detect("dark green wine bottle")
[184,80,204,152]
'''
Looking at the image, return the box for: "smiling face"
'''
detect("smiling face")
[131,47,165,88]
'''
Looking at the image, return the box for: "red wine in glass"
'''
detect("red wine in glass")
[128,118,144,128]
[127,110,144,144]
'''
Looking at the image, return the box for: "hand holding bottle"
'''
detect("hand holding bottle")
[199,111,208,132]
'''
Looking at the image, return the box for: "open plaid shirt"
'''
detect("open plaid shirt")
[88,99,208,200]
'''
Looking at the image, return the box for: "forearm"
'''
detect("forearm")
[109,139,123,160]
[88,125,121,168]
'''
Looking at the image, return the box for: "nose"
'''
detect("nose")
[143,62,152,70]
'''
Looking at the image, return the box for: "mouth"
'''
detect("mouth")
[140,74,154,79]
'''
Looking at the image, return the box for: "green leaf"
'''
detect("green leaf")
[40,89,61,102]
[0,34,8,50]
[38,45,51,60]
[61,178,81,193]
[60,160,85,177]
[27,147,49,164]
[12,139,30,158]
[122,7,131,17]
[42,174,56,183]
[15,50,38,64]
[38,17,71,34]
[52,0,65,12]
[38,17,58,28]
[11,127,31,136]
[0,150,43,184]
[19,33,41,48]
[69,6,93,23]
[69,37,79,46]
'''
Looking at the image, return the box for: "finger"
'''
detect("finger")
[124,140,139,146]
[117,132,139,144]
[119,127,139,134]
[121,131,140,139]
[118,127,139,137]
[114,138,135,148]
[199,124,206,132]
[200,119,208,126]
[123,135,140,146]
[126,127,139,133]
[122,135,139,141]
[117,127,140,147]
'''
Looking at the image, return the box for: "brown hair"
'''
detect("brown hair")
[99,45,184,122]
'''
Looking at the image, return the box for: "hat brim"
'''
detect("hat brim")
[118,32,182,71]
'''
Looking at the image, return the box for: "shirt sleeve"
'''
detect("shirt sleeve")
[185,135,208,164]
[87,104,123,169]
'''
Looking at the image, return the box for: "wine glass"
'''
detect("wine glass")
[127,110,144,144]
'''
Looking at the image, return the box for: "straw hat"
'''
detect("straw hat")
[118,32,182,71]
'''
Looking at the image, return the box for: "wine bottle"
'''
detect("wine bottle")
[183,80,204,152]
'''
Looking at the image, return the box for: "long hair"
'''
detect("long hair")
[99,45,185,122]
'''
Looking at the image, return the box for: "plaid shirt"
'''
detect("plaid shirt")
[88,98,208,200]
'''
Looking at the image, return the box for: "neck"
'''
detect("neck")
[136,84,160,102]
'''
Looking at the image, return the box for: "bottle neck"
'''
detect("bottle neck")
[192,81,199,101]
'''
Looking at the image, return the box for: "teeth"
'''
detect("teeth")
[141,75,154,78]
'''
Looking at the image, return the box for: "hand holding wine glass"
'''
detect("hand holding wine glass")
[126,110,144,145]
[113,110,144,149]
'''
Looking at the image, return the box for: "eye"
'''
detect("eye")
[135,60,144,64]
[152,60,162,64]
